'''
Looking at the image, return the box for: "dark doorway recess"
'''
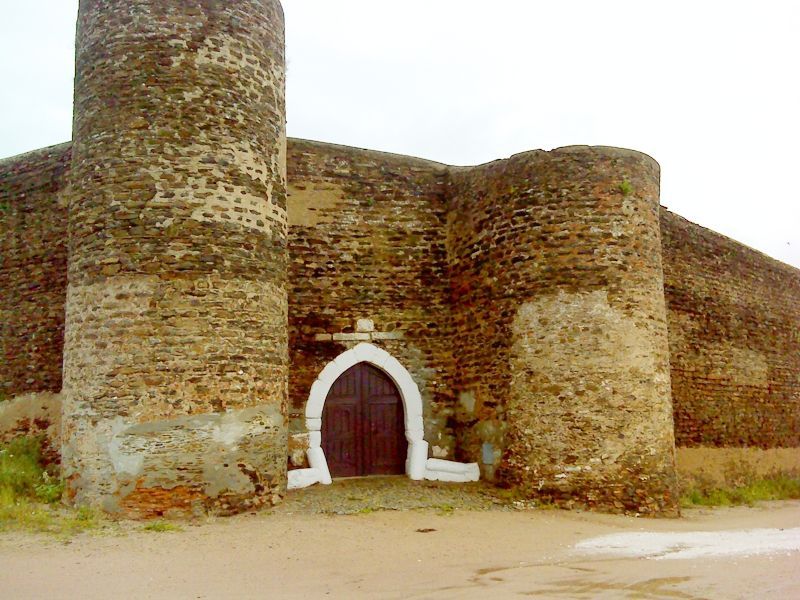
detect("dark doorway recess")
[322,362,406,478]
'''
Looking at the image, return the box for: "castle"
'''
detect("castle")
[1,0,798,518]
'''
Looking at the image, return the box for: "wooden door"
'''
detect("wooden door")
[322,363,406,478]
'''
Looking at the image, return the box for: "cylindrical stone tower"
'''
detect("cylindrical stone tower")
[449,147,678,515]
[63,0,288,517]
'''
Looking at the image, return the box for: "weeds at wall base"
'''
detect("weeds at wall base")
[0,436,100,537]
[141,520,184,533]
[0,492,100,537]
[680,475,800,508]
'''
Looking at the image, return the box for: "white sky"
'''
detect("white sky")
[1,1,798,268]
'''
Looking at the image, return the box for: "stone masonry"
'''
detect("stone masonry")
[448,148,677,514]
[62,0,288,517]
[0,0,798,518]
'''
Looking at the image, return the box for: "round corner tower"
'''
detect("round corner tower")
[63,0,288,517]
[449,146,679,515]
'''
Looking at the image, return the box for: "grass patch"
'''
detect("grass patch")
[0,488,100,537]
[434,503,455,515]
[142,520,183,533]
[681,475,800,508]
[618,179,634,196]
[0,436,62,503]
[0,436,100,536]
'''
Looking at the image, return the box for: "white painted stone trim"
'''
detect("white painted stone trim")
[424,458,480,482]
[302,342,479,488]
[288,468,323,490]
[304,342,428,483]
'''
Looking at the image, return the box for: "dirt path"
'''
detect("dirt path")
[1,501,798,599]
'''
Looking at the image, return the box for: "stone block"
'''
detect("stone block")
[370,331,404,341]
[356,318,375,333]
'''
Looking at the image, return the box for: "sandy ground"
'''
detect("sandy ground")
[1,501,798,600]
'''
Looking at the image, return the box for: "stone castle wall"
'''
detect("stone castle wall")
[3,133,800,515]
[0,2,798,518]
[661,209,800,448]
[286,139,458,459]
[61,0,289,518]
[0,144,71,400]
[448,148,678,514]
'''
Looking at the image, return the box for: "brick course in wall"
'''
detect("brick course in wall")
[661,209,800,448]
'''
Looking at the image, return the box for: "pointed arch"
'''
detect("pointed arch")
[303,343,428,483]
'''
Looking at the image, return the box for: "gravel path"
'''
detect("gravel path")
[273,476,513,515]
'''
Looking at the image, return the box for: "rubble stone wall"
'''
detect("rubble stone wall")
[61,0,289,518]
[0,144,71,400]
[661,210,800,448]
[448,148,679,514]
[1,0,797,518]
[286,139,457,461]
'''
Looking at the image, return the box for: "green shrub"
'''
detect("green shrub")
[618,180,634,196]
[0,492,99,536]
[0,437,102,536]
[0,436,63,504]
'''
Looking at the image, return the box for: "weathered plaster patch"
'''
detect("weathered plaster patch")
[459,391,476,415]
[211,419,249,447]
[287,182,347,227]
[63,403,287,516]
[356,318,375,333]
[107,418,145,477]
[703,344,769,387]
[0,392,61,442]
[511,289,672,466]
[288,432,310,467]
[676,446,800,489]
[505,288,676,509]
[432,445,449,458]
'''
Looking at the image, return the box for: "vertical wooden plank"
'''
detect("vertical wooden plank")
[322,365,361,477]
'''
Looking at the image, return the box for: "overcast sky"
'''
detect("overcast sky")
[1,1,798,268]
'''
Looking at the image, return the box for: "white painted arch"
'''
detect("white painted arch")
[303,343,429,484]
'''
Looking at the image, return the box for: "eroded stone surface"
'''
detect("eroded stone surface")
[61,0,288,516]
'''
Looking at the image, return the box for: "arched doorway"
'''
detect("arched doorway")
[293,343,479,489]
[303,343,430,484]
[322,363,406,477]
